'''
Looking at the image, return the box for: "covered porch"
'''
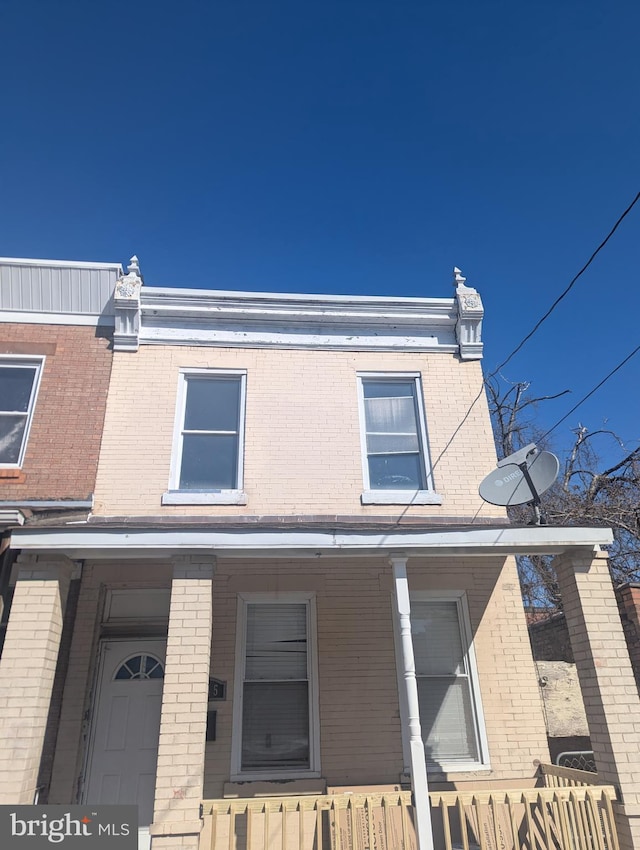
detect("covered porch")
[1,524,639,850]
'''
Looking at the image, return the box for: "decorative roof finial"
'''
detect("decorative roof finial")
[453,267,466,288]
[128,255,140,275]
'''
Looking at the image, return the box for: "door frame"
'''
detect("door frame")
[81,636,167,808]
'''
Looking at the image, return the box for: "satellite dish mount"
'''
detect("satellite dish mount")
[479,443,559,525]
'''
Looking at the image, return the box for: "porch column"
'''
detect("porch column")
[0,554,74,804]
[391,554,435,850]
[554,547,640,850]
[151,555,215,850]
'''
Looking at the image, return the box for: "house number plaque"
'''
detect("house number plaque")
[208,678,226,701]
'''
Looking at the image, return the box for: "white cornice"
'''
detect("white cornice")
[128,288,461,353]
[10,525,613,559]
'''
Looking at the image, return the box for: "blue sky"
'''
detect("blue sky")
[1,1,639,461]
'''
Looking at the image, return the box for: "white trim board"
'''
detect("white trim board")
[0,311,115,326]
[0,257,123,270]
[11,526,613,558]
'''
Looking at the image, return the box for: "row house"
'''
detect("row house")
[1,258,640,850]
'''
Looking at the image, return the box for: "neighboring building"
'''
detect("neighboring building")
[528,582,640,765]
[0,255,117,798]
[1,260,640,850]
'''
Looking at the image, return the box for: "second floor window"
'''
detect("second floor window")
[358,375,436,495]
[0,358,43,467]
[170,371,246,493]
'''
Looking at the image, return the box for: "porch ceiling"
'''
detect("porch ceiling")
[9,523,613,560]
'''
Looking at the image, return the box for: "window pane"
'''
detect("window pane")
[362,381,415,399]
[0,367,36,413]
[180,434,238,489]
[366,433,420,455]
[184,378,240,432]
[0,415,28,464]
[242,682,310,769]
[246,604,307,680]
[364,396,417,435]
[411,602,465,676]
[367,453,424,489]
[417,677,478,762]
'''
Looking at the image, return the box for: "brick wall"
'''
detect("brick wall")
[0,324,113,500]
[529,584,640,693]
[94,346,501,519]
[528,613,574,662]
[616,583,640,691]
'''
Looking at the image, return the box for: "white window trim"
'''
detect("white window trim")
[410,589,490,774]
[0,356,45,469]
[231,592,321,781]
[356,372,442,505]
[162,368,247,505]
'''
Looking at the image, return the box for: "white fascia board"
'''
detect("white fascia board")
[138,290,458,351]
[143,286,455,310]
[0,510,25,527]
[0,311,115,327]
[140,290,456,325]
[10,525,613,558]
[139,324,457,352]
[0,257,123,271]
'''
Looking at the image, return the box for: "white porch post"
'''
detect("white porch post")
[391,554,435,850]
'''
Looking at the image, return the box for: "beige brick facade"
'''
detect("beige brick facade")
[0,555,74,803]
[555,550,640,850]
[42,553,546,812]
[94,346,500,520]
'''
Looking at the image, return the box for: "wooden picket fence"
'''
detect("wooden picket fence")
[200,766,619,850]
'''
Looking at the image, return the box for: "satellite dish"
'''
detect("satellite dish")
[479,443,559,521]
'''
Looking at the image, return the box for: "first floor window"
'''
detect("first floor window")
[411,594,487,767]
[0,358,43,467]
[233,595,319,777]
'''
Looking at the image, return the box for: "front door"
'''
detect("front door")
[84,639,166,827]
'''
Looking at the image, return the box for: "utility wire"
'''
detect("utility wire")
[489,189,640,379]
[431,189,640,475]
[539,342,640,443]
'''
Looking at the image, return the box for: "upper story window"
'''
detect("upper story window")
[162,370,247,505]
[357,374,441,505]
[411,592,489,772]
[0,358,44,467]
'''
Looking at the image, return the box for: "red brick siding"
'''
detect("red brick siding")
[617,584,640,691]
[0,324,112,501]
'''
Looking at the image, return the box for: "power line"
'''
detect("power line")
[539,342,640,443]
[431,189,640,473]
[490,188,640,378]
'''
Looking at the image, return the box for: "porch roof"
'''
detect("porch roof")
[9,522,613,560]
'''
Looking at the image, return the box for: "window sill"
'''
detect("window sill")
[427,761,491,774]
[162,490,247,506]
[230,770,322,782]
[0,468,26,483]
[361,489,442,505]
